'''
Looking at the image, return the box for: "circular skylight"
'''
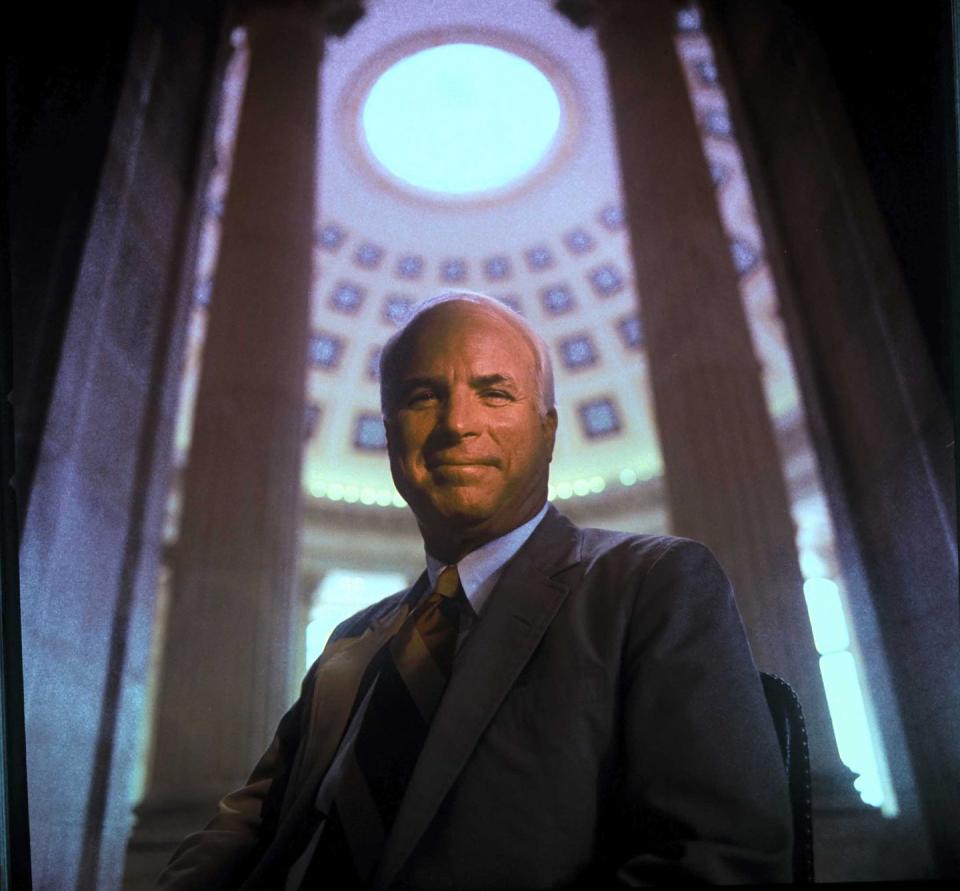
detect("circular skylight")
[361,42,562,196]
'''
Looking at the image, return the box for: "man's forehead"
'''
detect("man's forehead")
[406,299,516,334]
[397,303,536,363]
[398,371,520,389]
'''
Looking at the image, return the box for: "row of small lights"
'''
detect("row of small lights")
[308,480,406,507]
[306,466,651,508]
[549,466,648,498]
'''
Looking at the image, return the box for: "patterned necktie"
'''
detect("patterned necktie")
[300,565,464,886]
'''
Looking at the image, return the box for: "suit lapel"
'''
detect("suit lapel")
[300,574,430,781]
[298,593,414,776]
[254,575,428,879]
[374,508,583,890]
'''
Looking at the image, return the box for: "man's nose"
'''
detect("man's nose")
[438,389,480,437]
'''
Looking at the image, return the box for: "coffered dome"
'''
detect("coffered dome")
[178,0,795,525]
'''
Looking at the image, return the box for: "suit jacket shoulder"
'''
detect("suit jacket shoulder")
[538,512,733,621]
[327,583,420,644]
[576,524,707,572]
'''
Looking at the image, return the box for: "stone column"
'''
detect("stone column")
[294,568,324,688]
[571,0,852,799]
[124,3,360,885]
[706,0,959,875]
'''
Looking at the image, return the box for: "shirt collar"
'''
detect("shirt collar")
[425,502,549,617]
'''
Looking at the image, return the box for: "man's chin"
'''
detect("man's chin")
[431,500,495,528]
[414,490,499,531]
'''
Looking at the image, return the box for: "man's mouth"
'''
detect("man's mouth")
[426,456,500,470]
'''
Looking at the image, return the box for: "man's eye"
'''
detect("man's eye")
[408,390,436,405]
[482,390,513,402]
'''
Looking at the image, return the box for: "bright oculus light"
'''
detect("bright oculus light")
[361,42,562,196]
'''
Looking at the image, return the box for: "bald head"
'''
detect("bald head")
[379,291,555,417]
[379,292,557,559]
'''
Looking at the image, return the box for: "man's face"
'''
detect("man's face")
[384,302,557,553]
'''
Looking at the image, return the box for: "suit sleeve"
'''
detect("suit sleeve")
[614,539,794,885]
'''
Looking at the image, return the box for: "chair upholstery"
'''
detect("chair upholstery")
[760,672,815,883]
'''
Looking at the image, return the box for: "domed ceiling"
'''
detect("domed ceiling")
[179,1,800,519]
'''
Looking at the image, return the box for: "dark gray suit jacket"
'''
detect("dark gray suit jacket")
[158,507,793,888]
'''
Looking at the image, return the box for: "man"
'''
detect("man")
[158,292,793,888]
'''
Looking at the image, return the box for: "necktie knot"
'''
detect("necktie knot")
[434,564,461,598]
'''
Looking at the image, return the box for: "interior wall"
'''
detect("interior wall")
[707,0,958,876]
[13,3,226,888]
[797,0,955,401]
[6,3,138,523]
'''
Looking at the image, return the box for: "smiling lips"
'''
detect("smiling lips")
[426,455,501,471]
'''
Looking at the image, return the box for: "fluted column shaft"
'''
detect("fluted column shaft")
[124,15,322,882]
[150,4,318,801]
[594,0,848,793]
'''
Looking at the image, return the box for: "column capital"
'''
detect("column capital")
[236,0,365,37]
[554,0,683,31]
[553,0,598,29]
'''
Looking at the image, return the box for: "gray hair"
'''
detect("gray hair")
[379,290,556,416]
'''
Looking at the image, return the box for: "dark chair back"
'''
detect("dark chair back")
[760,672,815,883]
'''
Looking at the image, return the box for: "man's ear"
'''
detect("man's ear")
[542,407,558,461]
[383,411,396,453]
